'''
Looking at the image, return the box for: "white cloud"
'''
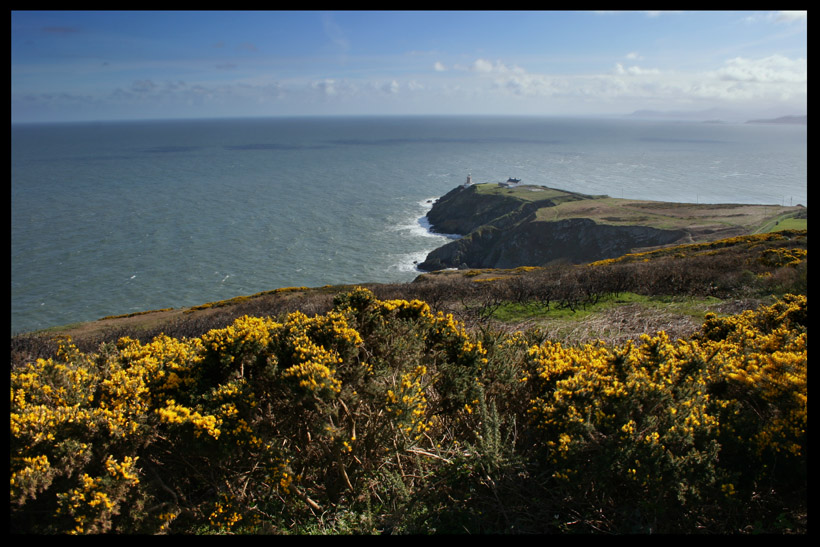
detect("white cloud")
[471,58,495,73]
[442,53,806,115]
[381,80,400,94]
[470,58,526,76]
[471,58,512,74]
[715,55,806,83]
[614,63,661,76]
[12,47,807,122]
[312,78,338,96]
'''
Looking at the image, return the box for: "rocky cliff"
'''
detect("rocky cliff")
[425,185,552,235]
[418,184,688,271]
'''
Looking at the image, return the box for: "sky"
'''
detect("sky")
[11,10,808,124]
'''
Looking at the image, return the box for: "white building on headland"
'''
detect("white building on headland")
[462,173,473,188]
[500,177,521,188]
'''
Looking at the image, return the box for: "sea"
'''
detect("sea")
[11,116,807,335]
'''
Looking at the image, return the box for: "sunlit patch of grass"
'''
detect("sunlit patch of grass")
[491,292,722,324]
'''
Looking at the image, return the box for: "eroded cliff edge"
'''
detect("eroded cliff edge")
[417,182,800,271]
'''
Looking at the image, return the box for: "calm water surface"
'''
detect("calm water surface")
[11,116,807,334]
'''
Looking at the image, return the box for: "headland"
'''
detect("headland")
[417,181,805,271]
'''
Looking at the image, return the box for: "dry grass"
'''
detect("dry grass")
[479,300,731,348]
[536,196,801,238]
[556,303,702,346]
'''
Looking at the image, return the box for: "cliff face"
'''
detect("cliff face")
[425,184,556,235]
[418,184,687,271]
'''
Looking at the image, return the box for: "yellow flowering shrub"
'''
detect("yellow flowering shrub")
[697,295,806,474]
[198,315,280,386]
[525,334,722,504]
[523,294,806,514]
[757,247,807,268]
[116,334,202,399]
[9,287,807,534]
[207,492,244,531]
[428,310,488,366]
[588,230,807,267]
[385,365,431,441]
[375,298,432,320]
[274,311,359,399]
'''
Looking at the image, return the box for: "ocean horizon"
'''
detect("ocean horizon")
[11,115,807,335]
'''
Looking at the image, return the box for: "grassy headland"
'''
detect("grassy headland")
[466,182,806,234]
[417,183,805,272]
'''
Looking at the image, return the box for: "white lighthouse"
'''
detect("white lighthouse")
[463,173,472,188]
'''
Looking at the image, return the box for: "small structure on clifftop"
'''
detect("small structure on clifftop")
[462,173,473,188]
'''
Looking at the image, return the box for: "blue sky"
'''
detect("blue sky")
[11,10,807,123]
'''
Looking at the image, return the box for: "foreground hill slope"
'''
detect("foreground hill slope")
[10,261,807,534]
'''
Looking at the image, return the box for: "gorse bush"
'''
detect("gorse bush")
[519,295,806,531]
[10,289,806,534]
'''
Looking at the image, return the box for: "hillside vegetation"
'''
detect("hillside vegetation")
[10,230,807,534]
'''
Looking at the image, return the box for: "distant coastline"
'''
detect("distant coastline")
[746,115,807,125]
[627,109,807,125]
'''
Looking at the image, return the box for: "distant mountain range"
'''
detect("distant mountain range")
[745,115,807,125]
[627,109,806,125]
